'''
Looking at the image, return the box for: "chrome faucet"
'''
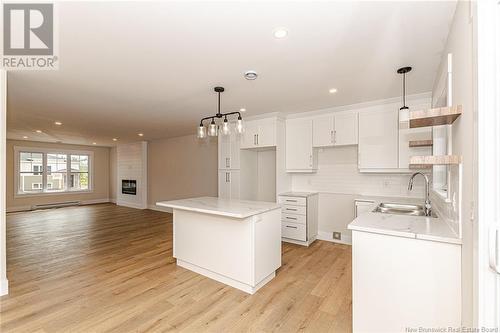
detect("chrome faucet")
[408,172,432,217]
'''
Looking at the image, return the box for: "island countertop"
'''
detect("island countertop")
[156,196,281,219]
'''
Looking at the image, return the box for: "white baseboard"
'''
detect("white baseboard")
[116,200,147,210]
[317,230,352,245]
[109,198,116,203]
[148,204,173,213]
[0,279,9,296]
[7,198,112,213]
[6,205,31,213]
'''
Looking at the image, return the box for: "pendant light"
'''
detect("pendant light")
[397,66,412,110]
[197,87,244,139]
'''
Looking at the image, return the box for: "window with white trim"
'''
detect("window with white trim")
[16,148,92,195]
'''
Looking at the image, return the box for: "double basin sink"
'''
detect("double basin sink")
[373,203,437,218]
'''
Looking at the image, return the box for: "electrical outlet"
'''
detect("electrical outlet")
[332,232,341,240]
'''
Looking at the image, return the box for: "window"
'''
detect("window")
[15,147,93,196]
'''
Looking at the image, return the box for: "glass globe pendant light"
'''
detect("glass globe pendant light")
[236,115,244,134]
[208,118,218,137]
[197,122,207,139]
[221,117,231,135]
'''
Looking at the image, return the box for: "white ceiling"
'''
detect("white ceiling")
[7,1,457,146]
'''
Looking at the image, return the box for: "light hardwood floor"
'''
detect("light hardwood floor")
[0,203,352,333]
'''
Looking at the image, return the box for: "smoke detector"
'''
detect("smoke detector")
[244,70,258,80]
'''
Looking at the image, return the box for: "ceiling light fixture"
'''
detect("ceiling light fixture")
[197,87,244,139]
[397,66,412,110]
[273,28,288,39]
[329,88,338,94]
[112,138,118,141]
[35,130,42,133]
[240,108,246,112]
[23,136,28,139]
[54,121,62,126]
[244,70,258,80]
[92,142,97,145]
[138,133,144,137]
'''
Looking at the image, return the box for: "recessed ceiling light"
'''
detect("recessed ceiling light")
[138,133,144,137]
[273,28,288,39]
[23,136,28,139]
[329,88,338,94]
[112,138,118,141]
[240,108,246,112]
[35,130,42,133]
[92,142,97,145]
[244,70,258,80]
[54,121,62,126]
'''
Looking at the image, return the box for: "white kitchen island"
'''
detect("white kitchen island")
[156,197,282,294]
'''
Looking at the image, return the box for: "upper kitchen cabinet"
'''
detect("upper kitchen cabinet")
[358,108,399,170]
[240,118,276,149]
[286,118,317,172]
[218,124,241,170]
[312,112,358,147]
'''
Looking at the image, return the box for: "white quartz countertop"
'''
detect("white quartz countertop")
[156,197,281,219]
[279,191,318,198]
[348,197,461,245]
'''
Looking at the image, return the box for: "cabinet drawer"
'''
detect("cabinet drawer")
[278,196,306,206]
[281,222,306,241]
[282,213,306,225]
[282,205,306,215]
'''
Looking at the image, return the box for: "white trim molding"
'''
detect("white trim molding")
[0,278,8,296]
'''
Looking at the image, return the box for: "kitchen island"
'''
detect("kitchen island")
[156,197,282,294]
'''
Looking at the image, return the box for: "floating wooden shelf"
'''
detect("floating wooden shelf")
[409,140,433,148]
[409,155,462,166]
[409,164,432,170]
[409,105,462,128]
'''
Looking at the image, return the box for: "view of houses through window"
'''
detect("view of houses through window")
[18,150,91,195]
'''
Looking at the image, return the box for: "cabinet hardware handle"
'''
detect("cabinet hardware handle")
[285,225,298,229]
[489,225,500,274]
[254,134,257,145]
[257,134,259,145]
[331,130,334,143]
[285,199,297,202]
[286,208,297,211]
[226,157,230,168]
[334,130,337,144]
[286,217,297,220]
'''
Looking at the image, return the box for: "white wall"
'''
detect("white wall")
[0,70,8,295]
[431,0,476,326]
[147,134,218,207]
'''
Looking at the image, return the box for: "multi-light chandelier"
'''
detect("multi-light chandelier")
[197,87,244,138]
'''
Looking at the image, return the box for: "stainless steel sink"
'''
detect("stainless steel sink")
[373,203,437,218]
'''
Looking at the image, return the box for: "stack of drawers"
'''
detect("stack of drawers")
[280,196,307,241]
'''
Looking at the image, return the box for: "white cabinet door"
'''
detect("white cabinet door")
[257,120,275,148]
[334,112,358,146]
[286,119,315,172]
[312,115,334,147]
[358,108,398,169]
[218,170,230,199]
[218,133,230,169]
[218,170,240,199]
[352,231,461,332]
[229,170,240,199]
[230,130,241,169]
[240,121,258,149]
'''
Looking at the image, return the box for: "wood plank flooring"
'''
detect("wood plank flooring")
[0,203,352,333]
